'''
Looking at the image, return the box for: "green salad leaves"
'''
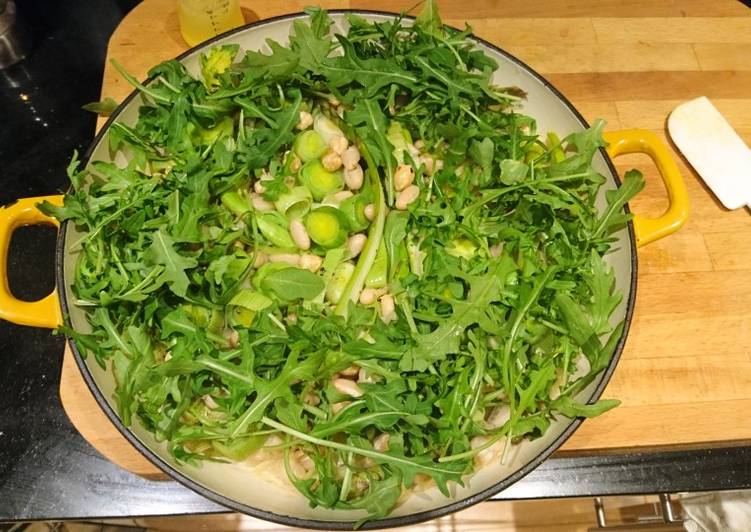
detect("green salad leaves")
[44,3,643,523]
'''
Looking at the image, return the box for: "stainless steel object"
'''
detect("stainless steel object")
[0,1,30,69]
[593,495,685,530]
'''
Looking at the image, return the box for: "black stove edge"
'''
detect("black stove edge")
[2,442,750,522]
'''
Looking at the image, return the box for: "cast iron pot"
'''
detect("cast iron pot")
[0,11,689,530]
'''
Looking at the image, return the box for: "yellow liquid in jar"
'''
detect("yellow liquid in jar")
[178,0,244,47]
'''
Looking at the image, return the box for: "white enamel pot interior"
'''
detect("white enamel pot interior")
[59,10,636,530]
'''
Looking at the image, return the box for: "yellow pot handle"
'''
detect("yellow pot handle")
[0,196,64,328]
[603,129,689,247]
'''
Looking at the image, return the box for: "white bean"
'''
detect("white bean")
[324,190,353,205]
[257,170,273,182]
[332,378,364,397]
[359,287,378,305]
[289,155,302,173]
[373,433,390,452]
[363,203,376,221]
[348,233,367,258]
[226,329,240,347]
[421,154,444,175]
[358,367,375,384]
[289,219,311,250]
[253,251,268,268]
[379,294,396,323]
[299,253,323,272]
[406,143,420,159]
[268,253,300,266]
[359,287,386,305]
[289,449,315,478]
[250,193,274,212]
[329,134,348,155]
[298,450,315,471]
[339,365,360,378]
[395,185,420,210]
[471,435,489,449]
[303,391,321,406]
[296,110,313,130]
[331,401,351,414]
[321,151,342,172]
[420,154,435,175]
[202,394,220,410]
[394,163,415,191]
[344,165,364,190]
[486,405,511,429]
[342,146,361,170]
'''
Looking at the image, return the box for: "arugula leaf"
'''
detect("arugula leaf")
[550,119,608,176]
[144,229,197,297]
[383,211,409,280]
[415,0,443,37]
[290,18,332,70]
[82,97,119,116]
[172,191,211,243]
[499,159,528,185]
[241,91,302,170]
[275,398,307,432]
[552,396,621,418]
[242,39,300,80]
[468,137,494,183]
[110,58,171,105]
[402,254,516,371]
[592,170,646,239]
[304,6,333,38]
[321,36,418,98]
[231,350,321,437]
[345,475,402,525]
[206,254,248,285]
[582,250,622,335]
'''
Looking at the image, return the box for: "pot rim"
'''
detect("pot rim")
[57,9,638,530]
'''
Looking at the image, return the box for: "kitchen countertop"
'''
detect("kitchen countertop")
[1,0,751,523]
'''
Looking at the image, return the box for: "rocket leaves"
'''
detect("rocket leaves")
[144,229,197,297]
[401,254,516,371]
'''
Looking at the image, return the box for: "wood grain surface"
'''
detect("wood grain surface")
[62,0,751,478]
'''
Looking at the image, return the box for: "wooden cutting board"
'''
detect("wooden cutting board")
[60,0,751,479]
